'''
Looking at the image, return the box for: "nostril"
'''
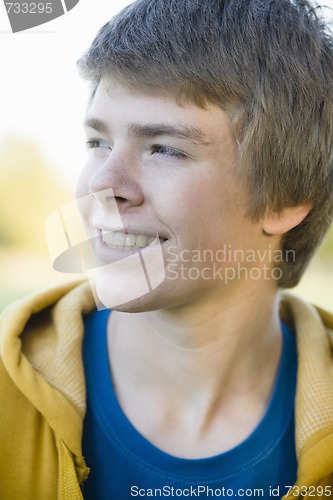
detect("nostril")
[115,196,127,204]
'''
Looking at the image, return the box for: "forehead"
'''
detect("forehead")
[85,78,234,146]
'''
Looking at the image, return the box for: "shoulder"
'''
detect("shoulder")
[280,292,333,478]
[279,291,333,339]
[0,278,96,421]
[0,279,94,498]
[0,279,95,343]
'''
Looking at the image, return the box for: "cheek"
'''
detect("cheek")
[74,164,97,237]
[160,173,208,209]
[75,163,93,200]
[170,176,251,248]
[170,175,234,224]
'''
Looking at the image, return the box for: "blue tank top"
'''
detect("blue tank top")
[82,309,297,499]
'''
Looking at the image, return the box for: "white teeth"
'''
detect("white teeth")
[136,235,149,248]
[102,230,162,250]
[125,234,136,247]
[113,231,126,246]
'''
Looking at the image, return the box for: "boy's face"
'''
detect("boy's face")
[77,78,274,312]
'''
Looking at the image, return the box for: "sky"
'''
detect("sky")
[1,0,333,187]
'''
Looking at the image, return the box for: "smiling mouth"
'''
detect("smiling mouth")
[101,230,167,250]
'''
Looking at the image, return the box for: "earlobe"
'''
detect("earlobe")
[262,204,312,236]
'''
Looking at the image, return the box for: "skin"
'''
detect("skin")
[77,77,306,458]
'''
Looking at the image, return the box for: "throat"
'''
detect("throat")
[107,307,283,458]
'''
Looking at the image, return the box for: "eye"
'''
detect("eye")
[151,145,187,159]
[86,139,111,159]
[86,139,111,150]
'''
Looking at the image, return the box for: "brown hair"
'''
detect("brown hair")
[78,0,333,288]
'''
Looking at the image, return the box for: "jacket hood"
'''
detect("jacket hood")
[0,280,95,460]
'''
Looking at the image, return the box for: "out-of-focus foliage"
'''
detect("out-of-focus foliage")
[0,135,73,252]
[294,227,332,312]
[0,135,75,310]
[317,224,333,259]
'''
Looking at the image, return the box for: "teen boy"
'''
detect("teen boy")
[1,0,333,498]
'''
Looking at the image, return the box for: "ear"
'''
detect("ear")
[262,204,312,236]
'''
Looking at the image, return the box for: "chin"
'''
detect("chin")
[89,238,167,311]
[92,268,166,313]
[96,285,169,314]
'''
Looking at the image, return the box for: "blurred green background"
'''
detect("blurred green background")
[0,135,75,310]
[0,134,332,312]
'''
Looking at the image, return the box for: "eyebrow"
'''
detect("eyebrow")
[84,118,110,134]
[128,123,211,146]
[84,117,211,146]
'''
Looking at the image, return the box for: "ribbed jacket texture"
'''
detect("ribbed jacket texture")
[0,280,332,499]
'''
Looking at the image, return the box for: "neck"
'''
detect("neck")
[107,285,283,456]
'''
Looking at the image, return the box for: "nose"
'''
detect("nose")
[88,149,144,211]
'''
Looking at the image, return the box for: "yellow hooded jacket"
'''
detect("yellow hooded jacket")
[0,280,333,500]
